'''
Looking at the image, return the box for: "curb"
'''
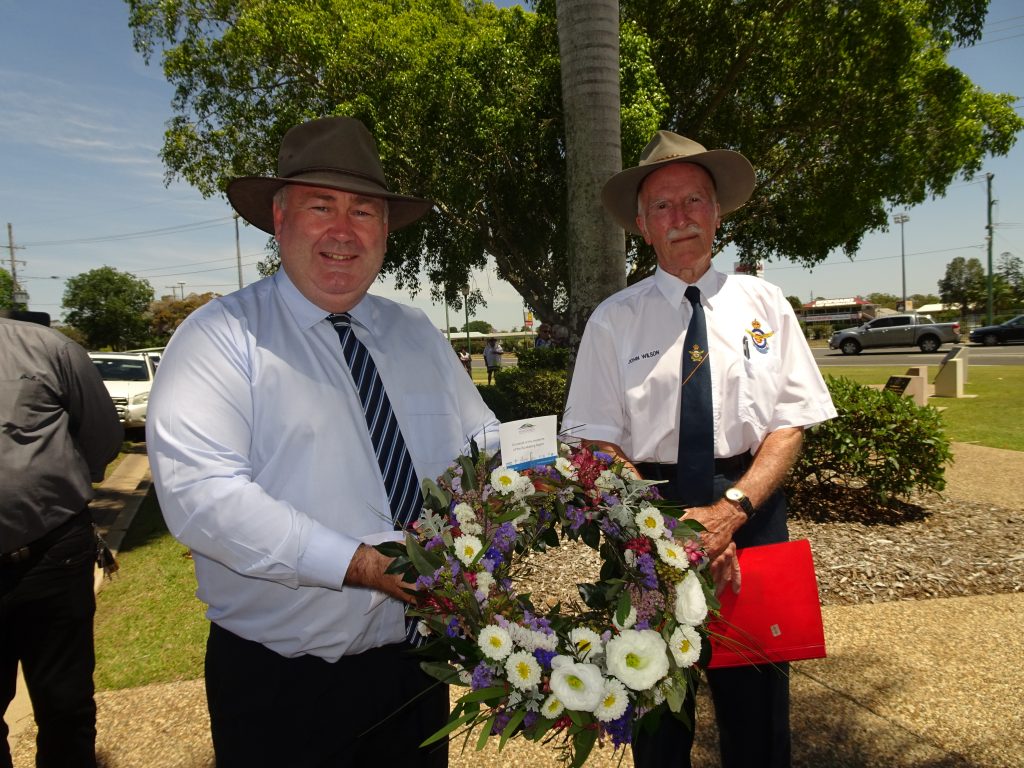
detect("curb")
[3,452,152,747]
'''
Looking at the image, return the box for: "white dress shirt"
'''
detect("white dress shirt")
[147,270,500,661]
[563,266,836,462]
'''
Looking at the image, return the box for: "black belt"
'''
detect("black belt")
[0,507,92,566]
[637,452,752,481]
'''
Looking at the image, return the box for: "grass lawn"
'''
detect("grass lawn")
[93,489,207,691]
[820,365,1024,452]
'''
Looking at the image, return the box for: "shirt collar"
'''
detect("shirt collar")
[653,264,724,307]
[272,269,373,331]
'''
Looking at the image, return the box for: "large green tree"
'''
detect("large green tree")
[63,267,154,350]
[126,0,1020,325]
[937,256,986,322]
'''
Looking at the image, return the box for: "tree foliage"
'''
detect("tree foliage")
[0,267,15,310]
[148,292,219,343]
[937,256,986,321]
[62,267,154,350]
[126,0,1021,325]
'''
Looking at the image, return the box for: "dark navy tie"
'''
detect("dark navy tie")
[329,313,424,645]
[676,286,715,507]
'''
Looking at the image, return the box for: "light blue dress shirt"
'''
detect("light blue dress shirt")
[147,270,500,661]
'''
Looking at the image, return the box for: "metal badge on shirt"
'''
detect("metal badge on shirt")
[745,319,775,354]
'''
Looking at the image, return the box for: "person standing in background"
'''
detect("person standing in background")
[1,315,123,768]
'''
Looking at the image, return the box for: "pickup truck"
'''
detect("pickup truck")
[828,314,961,355]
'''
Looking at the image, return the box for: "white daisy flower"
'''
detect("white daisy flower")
[594,677,630,722]
[453,534,483,567]
[453,502,477,527]
[490,466,521,495]
[474,570,494,598]
[568,627,604,661]
[514,474,536,498]
[606,629,669,691]
[674,570,708,626]
[554,456,576,479]
[612,605,637,631]
[655,539,688,569]
[669,624,702,668]
[505,651,542,691]
[549,661,604,712]
[540,694,564,719]
[634,508,666,539]
[478,624,513,661]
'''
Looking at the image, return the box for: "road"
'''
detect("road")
[813,344,1024,368]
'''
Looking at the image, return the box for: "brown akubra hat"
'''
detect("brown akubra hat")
[227,116,434,234]
[601,130,756,234]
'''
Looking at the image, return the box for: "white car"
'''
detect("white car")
[89,352,157,428]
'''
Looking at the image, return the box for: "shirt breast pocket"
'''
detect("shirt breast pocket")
[399,392,460,456]
[736,352,782,433]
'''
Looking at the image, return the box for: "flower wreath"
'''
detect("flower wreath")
[378,442,719,767]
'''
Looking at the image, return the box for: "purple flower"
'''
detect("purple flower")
[471,662,494,690]
[604,705,634,747]
[480,557,496,573]
[522,710,540,729]
[491,710,512,735]
[415,573,436,590]
[663,515,677,531]
[425,536,445,551]
[594,451,613,463]
[533,648,557,669]
[598,517,622,537]
[636,552,658,590]
[445,618,461,638]
[485,546,505,567]
[493,522,517,553]
[566,505,586,531]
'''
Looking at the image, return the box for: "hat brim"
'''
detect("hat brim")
[601,150,755,234]
[227,173,434,235]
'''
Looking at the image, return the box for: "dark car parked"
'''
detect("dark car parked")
[969,315,1024,346]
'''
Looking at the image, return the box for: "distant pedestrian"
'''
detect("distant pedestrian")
[1,316,123,768]
[534,323,553,348]
[458,347,472,376]
[483,337,503,384]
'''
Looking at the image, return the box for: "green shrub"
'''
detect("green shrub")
[479,368,568,423]
[787,376,951,506]
[515,345,571,372]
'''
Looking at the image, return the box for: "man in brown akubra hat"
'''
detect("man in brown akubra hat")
[147,116,499,766]
[564,131,836,768]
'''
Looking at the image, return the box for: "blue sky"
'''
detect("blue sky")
[1,0,1021,331]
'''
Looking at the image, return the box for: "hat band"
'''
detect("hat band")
[285,166,388,190]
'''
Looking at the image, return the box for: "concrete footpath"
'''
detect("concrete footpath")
[3,451,152,746]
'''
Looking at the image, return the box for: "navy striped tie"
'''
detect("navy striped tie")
[329,313,424,645]
[676,286,715,507]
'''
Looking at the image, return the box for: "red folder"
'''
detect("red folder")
[707,539,826,669]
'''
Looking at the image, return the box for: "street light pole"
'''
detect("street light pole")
[894,213,909,311]
[461,285,471,366]
[234,213,244,291]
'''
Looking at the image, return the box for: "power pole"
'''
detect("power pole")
[234,214,244,291]
[6,223,27,307]
[893,213,909,312]
[986,173,995,325]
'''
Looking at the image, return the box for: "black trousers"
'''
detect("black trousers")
[0,515,97,768]
[205,623,449,768]
[632,461,792,768]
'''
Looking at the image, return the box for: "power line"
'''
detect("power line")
[19,217,234,247]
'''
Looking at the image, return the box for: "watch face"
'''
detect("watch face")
[726,488,743,502]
